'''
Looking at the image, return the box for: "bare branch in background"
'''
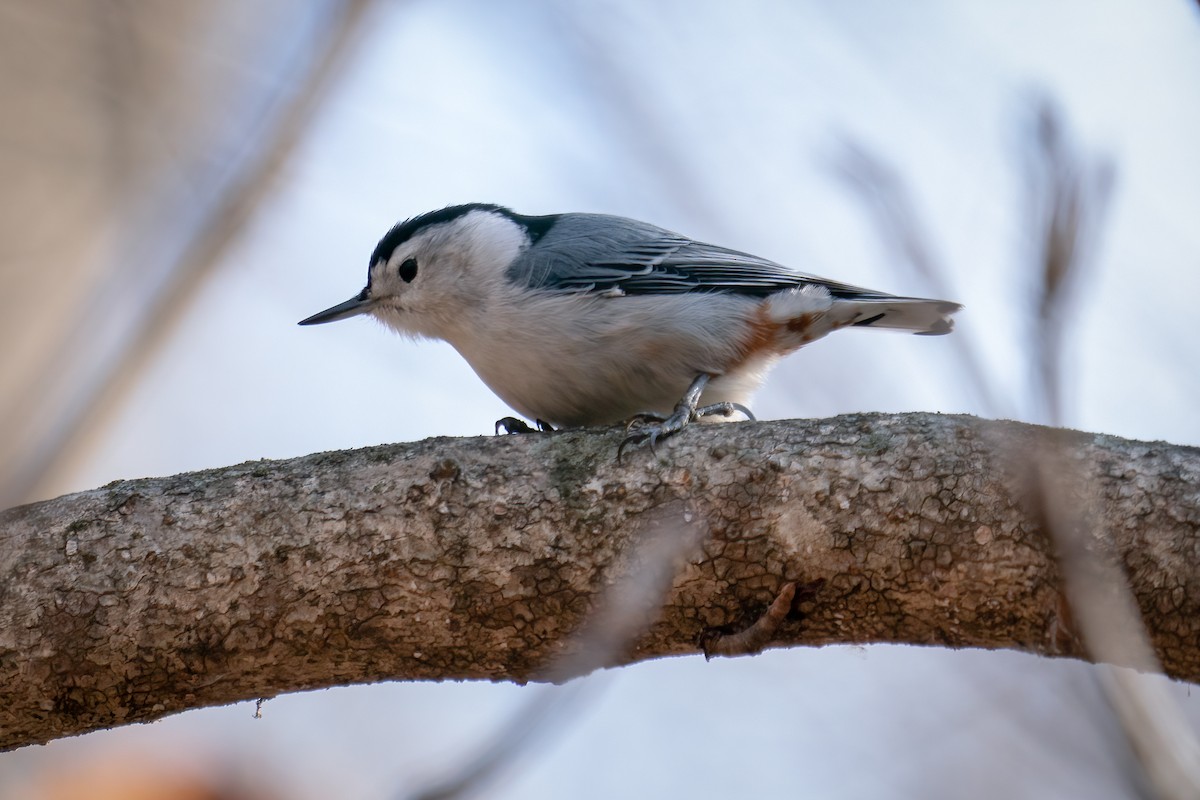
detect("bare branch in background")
[402,681,596,800]
[838,98,1200,799]
[831,139,1003,416]
[1025,98,1115,425]
[0,0,380,508]
[3,413,1198,753]
[1021,99,1200,799]
[403,502,706,800]
[547,6,728,235]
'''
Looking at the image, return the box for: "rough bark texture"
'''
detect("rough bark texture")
[1,413,1198,751]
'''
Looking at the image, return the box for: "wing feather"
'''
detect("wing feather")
[512,213,903,300]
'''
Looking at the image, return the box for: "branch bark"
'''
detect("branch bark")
[2,413,1198,751]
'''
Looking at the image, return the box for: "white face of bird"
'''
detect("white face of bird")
[298,207,530,340]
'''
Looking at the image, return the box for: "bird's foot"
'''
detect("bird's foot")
[495,417,555,435]
[618,375,754,461]
[619,409,689,461]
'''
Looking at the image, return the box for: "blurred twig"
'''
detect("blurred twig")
[0,0,381,508]
[547,5,728,235]
[403,502,707,800]
[839,96,1200,800]
[1025,101,1114,425]
[1022,98,1200,800]
[401,681,595,800]
[832,138,1003,416]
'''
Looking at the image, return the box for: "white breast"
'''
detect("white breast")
[449,291,764,427]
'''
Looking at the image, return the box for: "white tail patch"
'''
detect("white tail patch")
[834,298,961,335]
[763,286,960,353]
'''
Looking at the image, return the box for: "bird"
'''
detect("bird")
[299,203,960,454]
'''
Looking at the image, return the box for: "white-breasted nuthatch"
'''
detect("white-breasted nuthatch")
[300,204,960,451]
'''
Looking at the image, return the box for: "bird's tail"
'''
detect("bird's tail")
[833,296,962,335]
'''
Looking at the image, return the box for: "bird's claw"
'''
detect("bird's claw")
[617,377,755,462]
[496,417,556,435]
[618,408,692,462]
[622,411,667,434]
[695,402,756,422]
[496,417,534,435]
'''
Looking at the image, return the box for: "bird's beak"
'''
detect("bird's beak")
[298,291,373,326]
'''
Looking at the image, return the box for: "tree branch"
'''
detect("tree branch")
[2,412,1198,751]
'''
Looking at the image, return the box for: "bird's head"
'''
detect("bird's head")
[299,203,547,339]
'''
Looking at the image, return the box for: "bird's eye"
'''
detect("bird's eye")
[398,258,418,283]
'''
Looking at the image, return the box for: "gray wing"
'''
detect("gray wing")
[510,213,898,300]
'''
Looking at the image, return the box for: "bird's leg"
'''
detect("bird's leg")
[620,374,753,459]
[495,417,556,435]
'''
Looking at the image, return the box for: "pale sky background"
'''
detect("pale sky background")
[5,1,1200,798]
